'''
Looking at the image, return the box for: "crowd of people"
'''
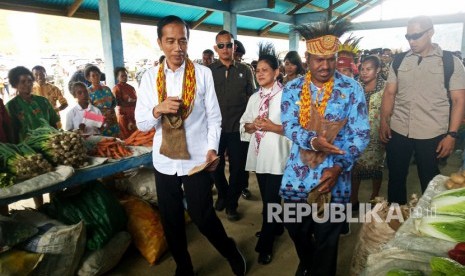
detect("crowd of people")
[1,13,465,276]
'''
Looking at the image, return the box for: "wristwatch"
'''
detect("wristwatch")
[446,131,459,139]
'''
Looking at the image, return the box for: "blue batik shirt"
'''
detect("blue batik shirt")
[280,71,370,203]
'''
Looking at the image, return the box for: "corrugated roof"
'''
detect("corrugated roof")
[0,0,383,39]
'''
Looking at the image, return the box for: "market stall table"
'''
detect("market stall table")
[0,152,153,206]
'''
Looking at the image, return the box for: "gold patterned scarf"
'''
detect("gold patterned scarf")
[298,71,334,128]
[157,58,196,119]
[156,58,196,159]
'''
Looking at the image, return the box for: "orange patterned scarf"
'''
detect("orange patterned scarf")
[156,58,196,120]
[298,71,334,128]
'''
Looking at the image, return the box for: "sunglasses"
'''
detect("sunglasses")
[405,27,432,41]
[217,43,233,49]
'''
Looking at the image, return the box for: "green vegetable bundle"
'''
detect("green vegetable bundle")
[0,143,52,180]
[24,126,88,168]
[418,215,465,243]
[0,172,15,188]
[431,188,465,217]
[430,256,465,275]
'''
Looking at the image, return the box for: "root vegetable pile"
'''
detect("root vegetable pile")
[89,137,133,159]
[24,126,89,168]
[124,129,155,147]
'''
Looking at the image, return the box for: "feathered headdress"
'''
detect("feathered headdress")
[293,20,352,55]
[258,41,277,58]
[338,34,362,57]
[257,41,279,68]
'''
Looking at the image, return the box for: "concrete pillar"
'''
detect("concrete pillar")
[98,0,124,88]
[289,26,299,52]
[223,12,238,39]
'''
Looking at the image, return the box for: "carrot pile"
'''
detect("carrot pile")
[124,129,155,147]
[89,137,133,159]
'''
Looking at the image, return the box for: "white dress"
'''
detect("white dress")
[239,87,291,175]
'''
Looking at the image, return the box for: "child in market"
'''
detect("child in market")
[65,81,103,136]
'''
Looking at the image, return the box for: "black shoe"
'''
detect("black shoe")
[257,253,272,265]
[241,188,252,200]
[226,209,240,221]
[215,198,226,211]
[227,240,246,276]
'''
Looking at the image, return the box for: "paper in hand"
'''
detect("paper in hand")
[82,110,105,128]
[188,156,220,176]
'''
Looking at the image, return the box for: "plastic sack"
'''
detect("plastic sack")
[120,195,167,265]
[114,168,157,204]
[350,201,396,276]
[41,180,127,250]
[0,249,43,276]
[0,215,38,253]
[77,231,131,276]
[10,210,86,276]
[363,175,455,275]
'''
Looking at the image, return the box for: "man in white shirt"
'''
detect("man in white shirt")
[135,15,246,276]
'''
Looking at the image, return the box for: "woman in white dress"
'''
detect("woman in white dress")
[240,43,291,265]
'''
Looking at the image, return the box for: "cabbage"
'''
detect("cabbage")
[431,188,465,217]
[430,257,465,275]
[418,215,465,242]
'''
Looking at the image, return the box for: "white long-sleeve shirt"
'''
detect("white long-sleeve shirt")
[65,104,102,136]
[240,89,291,175]
[135,61,222,176]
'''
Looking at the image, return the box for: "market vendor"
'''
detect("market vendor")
[65,81,102,136]
[5,66,60,208]
[6,66,60,143]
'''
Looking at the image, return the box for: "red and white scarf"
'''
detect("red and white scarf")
[254,81,283,154]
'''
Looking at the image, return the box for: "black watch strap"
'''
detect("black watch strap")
[446,131,459,138]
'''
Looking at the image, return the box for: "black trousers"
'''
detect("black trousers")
[213,132,249,211]
[386,130,442,204]
[255,173,284,254]
[284,201,343,276]
[154,169,236,275]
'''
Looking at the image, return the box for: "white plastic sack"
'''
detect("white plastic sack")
[115,168,157,204]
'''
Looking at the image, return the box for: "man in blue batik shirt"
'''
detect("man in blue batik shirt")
[280,21,370,276]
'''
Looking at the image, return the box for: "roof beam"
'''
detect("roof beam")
[332,0,377,22]
[282,0,343,17]
[67,0,83,17]
[190,10,214,29]
[258,0,312,36]
[231,0,275,13]
[240,11,293,24]
[349,0,383,19]
[352,13,465,30]
[161,0,230,12]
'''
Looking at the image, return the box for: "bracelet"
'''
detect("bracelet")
[310,136,319,152]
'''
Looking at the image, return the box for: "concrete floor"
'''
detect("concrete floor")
[106,152,463,276]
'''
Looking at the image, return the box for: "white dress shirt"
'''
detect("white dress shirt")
[240,88,291,175]
[135,61,222,176]
[65,103,102,136]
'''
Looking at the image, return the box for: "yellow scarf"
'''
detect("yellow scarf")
[156,58,196,120]
[298,71,334,128]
